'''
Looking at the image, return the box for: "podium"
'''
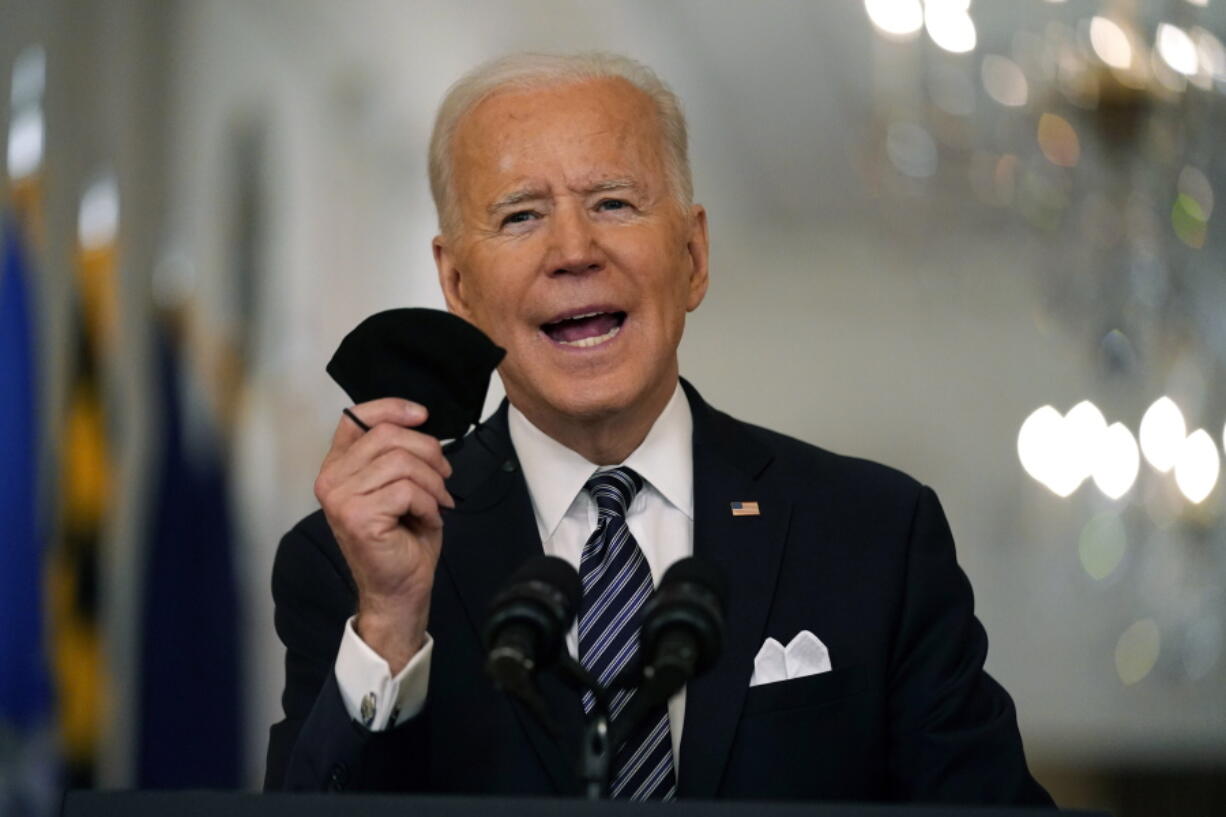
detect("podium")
[62,792,1109,817]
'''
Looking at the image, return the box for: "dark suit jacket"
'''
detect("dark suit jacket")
[265,381,1053,805]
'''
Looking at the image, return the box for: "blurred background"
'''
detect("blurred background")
[1,0,1224,814]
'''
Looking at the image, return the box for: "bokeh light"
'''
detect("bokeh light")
[1151,44,1190,92]
[886,121,938,178]
[1066,400,1108,490]
[1172,193,1209,248]
[1078,512,1128,581]
[924,3,977,54]
[1177,165,1215,220]
[1116,618,1161,685]
[1092,422,1140,500]
[7,44,46,182]
[1173,165,1214,248]
[1173,429,1220,504]
[78,173,121,251]
[1139,396,1186,473]
[1017,401,1143,500]
[981,54,1028,106]
[1193,27,1226,82]
[1157,23,1199,77]
[6,108,44,181]
[1089,16,1133,70]
[1037,113,1080,168]
[1018,405,1066,492]
[864,0,924,41]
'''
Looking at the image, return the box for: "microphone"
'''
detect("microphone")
[609,557,725,751]
[483,556,581,690]
[640,557,726,692]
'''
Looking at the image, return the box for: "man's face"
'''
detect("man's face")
[435,78,709,428]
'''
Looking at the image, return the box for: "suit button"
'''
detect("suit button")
[502,459,518,472]
[328,763,348,791]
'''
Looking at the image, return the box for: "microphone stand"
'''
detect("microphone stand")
[553,656,615,800]
[494,652,619,799]
[497,646,692,799]
[553,657,684,800]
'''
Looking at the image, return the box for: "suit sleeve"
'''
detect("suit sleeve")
[264,517,431,792]
[885,486,1054,807]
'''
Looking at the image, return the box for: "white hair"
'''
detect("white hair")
[428,51,693,235]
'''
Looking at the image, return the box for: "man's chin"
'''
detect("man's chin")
[504,351,678,425]
[508,372,640,423]
[541,386,635,423]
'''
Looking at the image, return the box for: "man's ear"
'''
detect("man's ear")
[434,235,473,320]
[685,204,710,312]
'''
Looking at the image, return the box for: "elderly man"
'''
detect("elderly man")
[266,52,1053,805]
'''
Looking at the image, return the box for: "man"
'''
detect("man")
[266,52,1053,805]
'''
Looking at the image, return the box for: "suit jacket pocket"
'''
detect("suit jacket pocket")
[743,664,869,716]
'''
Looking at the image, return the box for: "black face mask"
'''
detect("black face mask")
[327,308,506,441]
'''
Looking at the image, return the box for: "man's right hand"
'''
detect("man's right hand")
[313,398,455,674]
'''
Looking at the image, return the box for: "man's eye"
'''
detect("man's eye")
[596,199,629,212]
[502,210,538,227]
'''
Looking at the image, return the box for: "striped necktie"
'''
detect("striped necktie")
[578,467,676,800]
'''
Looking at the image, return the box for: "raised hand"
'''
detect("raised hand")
[313,398,455,673]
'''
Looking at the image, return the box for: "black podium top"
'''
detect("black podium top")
[62,791,1108,817]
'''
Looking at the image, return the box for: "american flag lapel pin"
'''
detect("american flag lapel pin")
[730,501,760,517]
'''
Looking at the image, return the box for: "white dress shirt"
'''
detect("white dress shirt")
[333,382,694,765]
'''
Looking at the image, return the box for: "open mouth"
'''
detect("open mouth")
[541,310,627,348]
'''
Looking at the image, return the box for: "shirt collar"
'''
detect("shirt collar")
[507,381,694,541]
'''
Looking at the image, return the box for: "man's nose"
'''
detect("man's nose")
[545,202,605,276]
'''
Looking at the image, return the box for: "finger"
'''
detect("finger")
[376,478,443,531]
[338,422,453,482]
[349,448,456,509]
[328,398,428,452]
[316,424,451,508]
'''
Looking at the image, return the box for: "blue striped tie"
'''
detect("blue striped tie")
[578,467,676,801]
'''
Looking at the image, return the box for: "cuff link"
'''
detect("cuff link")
[360,691,377,727]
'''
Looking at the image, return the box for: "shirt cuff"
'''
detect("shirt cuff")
[334,615,432,730]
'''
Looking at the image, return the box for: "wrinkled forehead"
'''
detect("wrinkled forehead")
[450,78,670,204]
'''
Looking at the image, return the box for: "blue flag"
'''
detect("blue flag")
[0,213,55,813]
[136,325,242,787]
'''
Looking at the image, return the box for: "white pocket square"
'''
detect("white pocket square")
[749,630,832,686]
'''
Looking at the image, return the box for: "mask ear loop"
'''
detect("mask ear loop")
[345,405,502,464]
[342,407,371,432]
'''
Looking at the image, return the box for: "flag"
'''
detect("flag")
[50,194,119,790]
[135,318,242,788]
[0,188,56,816]
[730,501,761,517]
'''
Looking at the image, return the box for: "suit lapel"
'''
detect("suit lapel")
[677,381,792,798]
[439,405,584,795]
